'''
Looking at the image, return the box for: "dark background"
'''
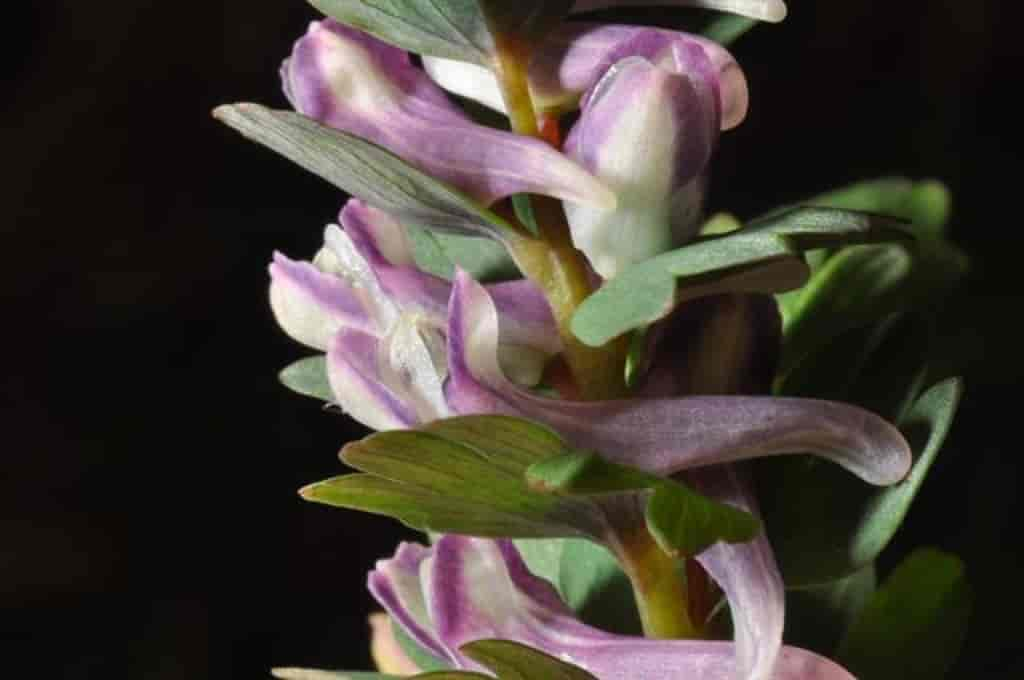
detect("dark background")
[6,1,1022,677]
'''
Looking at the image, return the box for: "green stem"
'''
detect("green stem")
[492,45,627,400]
[613,525,702,639]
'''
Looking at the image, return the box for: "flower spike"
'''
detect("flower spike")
[282,20,614,210]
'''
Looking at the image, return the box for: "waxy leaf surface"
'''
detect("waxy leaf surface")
[214,105,512,237]
[777,179,966,379]
[273,671,399,680]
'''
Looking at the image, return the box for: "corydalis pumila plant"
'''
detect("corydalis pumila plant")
[217,1,971,678]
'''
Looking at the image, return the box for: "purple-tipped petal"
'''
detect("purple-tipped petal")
[375,316,451,425]
[571,0,788,23]
[445,273,912,485]
[283,20,614,210]
[341,202,561,385]
[340,201,454,324]
[326,329,420,430]
[368,542,452,664]
[425,23,748,131]
[692,466,784,680]
[372,536,853,679]
[564,46,718,278]
[268,252,375,350]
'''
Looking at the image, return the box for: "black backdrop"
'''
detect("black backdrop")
[6,1,1023,678]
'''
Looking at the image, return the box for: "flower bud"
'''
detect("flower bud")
[282,20,613,210]
[563,43,719,278]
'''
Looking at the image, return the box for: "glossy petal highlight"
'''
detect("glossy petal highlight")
[283,20,614,209]
[692,466,785,680]
[425,23,748,130]
[445,273,912,486]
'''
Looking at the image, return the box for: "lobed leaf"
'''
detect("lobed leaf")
[837,549,971,680]
[213,104,513,237]
[300,416,604,539]
[279,356,332,402]
[776,178,966,366]
[572,207,906,346]
[645,482,760,558]
[405,223,520,282]
[527,451,760,557]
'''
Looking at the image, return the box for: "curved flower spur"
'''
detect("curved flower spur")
[217,1,971,679]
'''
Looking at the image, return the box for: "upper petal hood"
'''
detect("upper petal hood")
[424,23,748,131]
[369,535,853,679]
[691,466,785,680]
[444,272,913,486]
[268,251,376,350]
[283,20,614,210]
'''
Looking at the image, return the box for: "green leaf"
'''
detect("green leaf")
[645,482,761,558]
[511,194,540,236]
[785,564,876,655]
[776,178,966,332]
[837,549,971,680]
[526,450,659,494]
[558,539,641,635]
[811,178,952,230]
[279,356,332,402]
[761,379,963,585]
[406,223,519,281]
[213,104,512,237]
[848,378,963,565]
[273,670,400,680]
[702,15,758,45]
[778,244,914,379]
[514,537,641,635]
[300,416,604,539]
[526,451,760,558]
[308,1,572,65]
[572,207,906,346]
[461,639,598,680]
